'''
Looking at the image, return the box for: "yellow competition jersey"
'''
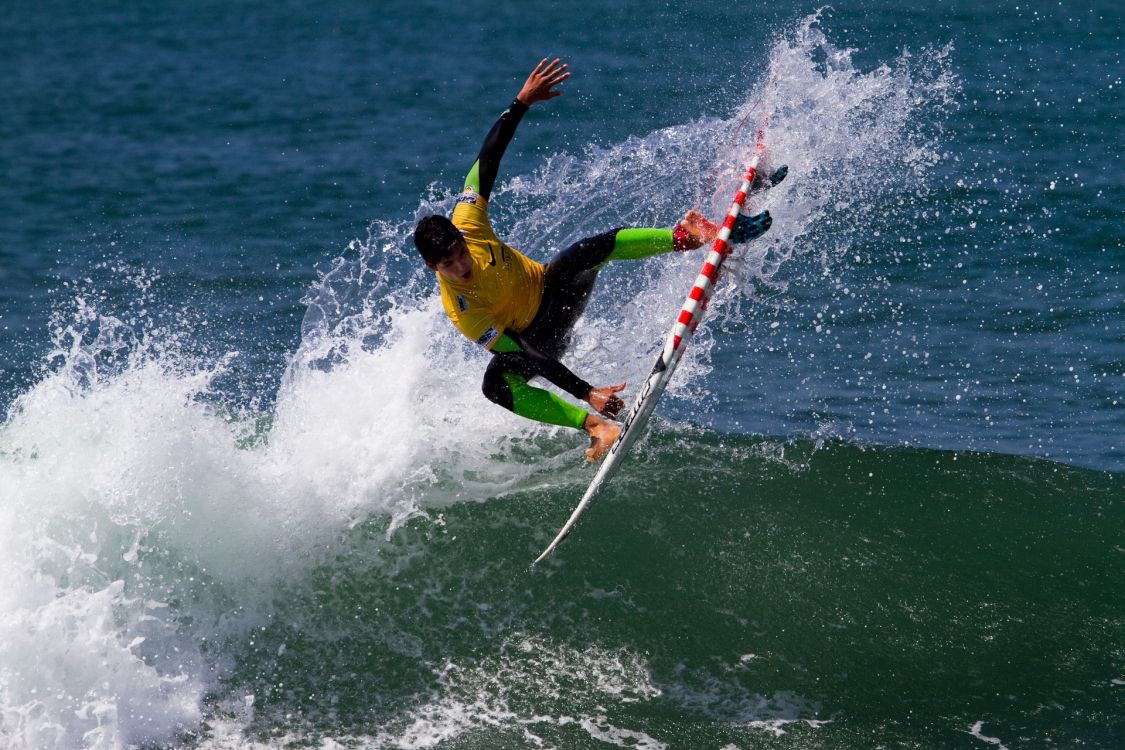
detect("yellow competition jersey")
[439,190,545,349]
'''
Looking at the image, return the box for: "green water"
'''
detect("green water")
[217,434,1122,748]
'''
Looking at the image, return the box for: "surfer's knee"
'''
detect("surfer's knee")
[553,230,618,274]
[481,363,515,411]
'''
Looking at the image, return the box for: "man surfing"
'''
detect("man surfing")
[413,58,783,461]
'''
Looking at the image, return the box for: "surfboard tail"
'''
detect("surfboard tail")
[531,365,673,565]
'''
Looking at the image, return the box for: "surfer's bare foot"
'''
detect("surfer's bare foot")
[583,414,620,462]
[673,210,720,251]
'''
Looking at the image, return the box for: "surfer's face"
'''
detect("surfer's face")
[431,239,473,283]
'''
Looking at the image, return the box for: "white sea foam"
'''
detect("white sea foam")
[0,290,566,748]
[967,720,1011,749]
[372,634,662,749]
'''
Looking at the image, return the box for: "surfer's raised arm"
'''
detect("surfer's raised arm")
[465,58,570,200]
[413,58,779,463]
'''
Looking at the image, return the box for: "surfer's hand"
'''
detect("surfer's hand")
[517,58,570,106]
[730,210,772,243]
[587,383,626,419]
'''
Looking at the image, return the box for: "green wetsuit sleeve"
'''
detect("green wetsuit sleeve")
[491,333,522,353]
[464,160,482,195]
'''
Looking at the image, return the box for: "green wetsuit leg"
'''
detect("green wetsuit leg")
[501,372,588,429]
[602,227,675,262]
[483,333,590,430]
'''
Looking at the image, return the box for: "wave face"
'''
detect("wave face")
[1,5,1121,750]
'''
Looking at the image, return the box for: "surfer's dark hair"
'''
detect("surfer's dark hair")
[413,215,463,265]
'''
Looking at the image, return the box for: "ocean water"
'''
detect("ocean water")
[1,1,1121,748]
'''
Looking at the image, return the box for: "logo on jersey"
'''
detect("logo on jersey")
[476,327,500,348]
[456,295,468,311]
[455,190,478,205]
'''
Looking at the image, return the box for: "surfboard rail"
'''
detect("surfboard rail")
[532,117,772,565]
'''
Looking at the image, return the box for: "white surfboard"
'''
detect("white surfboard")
[533,120,772,564]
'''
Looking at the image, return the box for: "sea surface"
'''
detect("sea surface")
[1,1,1121,748]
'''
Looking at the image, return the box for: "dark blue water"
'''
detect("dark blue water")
[1,1,1121,748]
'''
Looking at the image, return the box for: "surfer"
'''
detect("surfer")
[414,58,781,461]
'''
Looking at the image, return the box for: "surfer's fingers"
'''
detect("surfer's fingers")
[534,58,565,79]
